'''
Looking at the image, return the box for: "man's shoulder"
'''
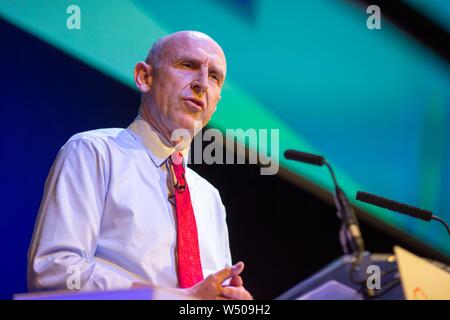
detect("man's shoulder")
[59,128,132,157]
[67,128,126,144]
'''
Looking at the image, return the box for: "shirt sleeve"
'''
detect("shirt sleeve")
[28,137,135,292]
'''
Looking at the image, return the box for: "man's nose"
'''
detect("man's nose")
[190,68,208,95]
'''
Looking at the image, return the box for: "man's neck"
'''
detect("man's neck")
[139,106,174,148]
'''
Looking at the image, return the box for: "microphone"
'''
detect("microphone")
[284,149,324,166]
[356,191,432,221]
[356,191,450,236]
[284,149,365,258]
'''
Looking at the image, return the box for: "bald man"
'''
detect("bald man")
[28,31,252,300]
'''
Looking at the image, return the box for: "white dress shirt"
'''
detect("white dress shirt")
[28,115,232,292]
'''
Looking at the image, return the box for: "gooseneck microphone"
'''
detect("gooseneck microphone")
[356,191,450,236]
[284,149,324,166]
[284,149,365,258]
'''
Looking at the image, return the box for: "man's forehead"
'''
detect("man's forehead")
[172,46,223,63]
[163,33,226,67]
[165,32,220,51]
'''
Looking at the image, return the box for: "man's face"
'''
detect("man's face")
[145,33,226,138]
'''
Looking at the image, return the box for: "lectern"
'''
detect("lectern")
[277,252,407,300]
[277,251,450,300]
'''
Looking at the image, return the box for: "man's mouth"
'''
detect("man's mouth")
[183,97,204,111]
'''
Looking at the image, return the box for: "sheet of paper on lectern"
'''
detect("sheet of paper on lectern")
[394,246,450,300]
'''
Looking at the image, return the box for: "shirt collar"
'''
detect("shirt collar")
[127,115,190,168]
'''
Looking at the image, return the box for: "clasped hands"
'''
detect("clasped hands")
[132,261,252,300]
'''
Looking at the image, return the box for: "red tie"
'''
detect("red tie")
[171,152,204,288]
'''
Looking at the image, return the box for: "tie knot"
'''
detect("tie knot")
[171,152,186,192]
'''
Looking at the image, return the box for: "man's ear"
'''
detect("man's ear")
[134,61,152,93]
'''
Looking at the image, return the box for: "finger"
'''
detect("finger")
[222,286,253,300]
[228,275,243,287]
[212,262,244,284]
[232,261,245,275]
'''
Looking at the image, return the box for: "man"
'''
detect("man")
[28,31,252,300]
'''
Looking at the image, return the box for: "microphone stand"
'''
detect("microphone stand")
[284,150,405,299]
[325,162,364,256]
[284,150,371,293]
[324,161,366,282]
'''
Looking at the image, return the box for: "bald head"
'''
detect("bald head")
[146,31,226,72]
[134,30,227,143]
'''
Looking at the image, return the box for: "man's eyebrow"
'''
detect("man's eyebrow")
[172,55,202,65]
[173,55,225,78]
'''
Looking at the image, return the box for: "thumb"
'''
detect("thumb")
[232,261,244,275]
[213,262,245,284]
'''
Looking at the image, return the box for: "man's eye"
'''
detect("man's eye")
[181,61,194,69]
[209,73,219,82]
